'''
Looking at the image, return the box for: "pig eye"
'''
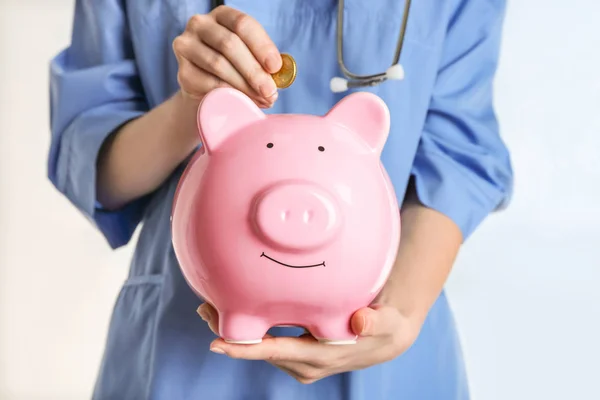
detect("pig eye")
[266,143,274,148]
[318,146,325,152]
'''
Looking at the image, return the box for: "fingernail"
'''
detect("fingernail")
[264,91,278,108]
[265,53,281,73]
[210,347,225,354]
[360,315,368,335]
[254,99,268,109]
[260,82,277,98]
[255,93,277,109]
[196,306,210,322]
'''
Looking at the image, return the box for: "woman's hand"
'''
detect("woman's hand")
[197,302,422,384]
[193,185,462,384]
[172,5,282,108]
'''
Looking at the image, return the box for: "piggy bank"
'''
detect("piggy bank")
[171,88,400,345]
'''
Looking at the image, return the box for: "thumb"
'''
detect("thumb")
[350,306,398,337]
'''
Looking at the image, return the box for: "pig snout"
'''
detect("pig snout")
[252,182,342,251]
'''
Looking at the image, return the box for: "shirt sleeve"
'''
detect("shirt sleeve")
[47,0,151,249]
[410,0,514,240]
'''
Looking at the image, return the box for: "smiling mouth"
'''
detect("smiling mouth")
[260,252,325,268]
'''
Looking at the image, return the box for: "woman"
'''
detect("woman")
[47,0,513,399]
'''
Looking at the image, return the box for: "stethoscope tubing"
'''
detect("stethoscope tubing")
[336,0,411,84]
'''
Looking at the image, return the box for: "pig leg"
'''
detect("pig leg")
[218,312,270,344]
[308,315,358,345]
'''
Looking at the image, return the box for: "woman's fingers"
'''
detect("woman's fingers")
[197,302,220,336]
[177,34,265,101]
[173,7,280,108]
[212,6,282,74]
[271,362,323,385]
[209,335,346,367]
[176,57,228,99]
[175,49,270,108]
[197,18,277,99]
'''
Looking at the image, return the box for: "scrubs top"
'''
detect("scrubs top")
[47,0,513,399]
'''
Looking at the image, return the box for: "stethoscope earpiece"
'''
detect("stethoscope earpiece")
[330,77,349,93]
[385,64,405,80]
[329,63,405,93]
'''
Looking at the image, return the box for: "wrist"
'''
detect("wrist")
[169,90,202,153]
[376,280,431,328]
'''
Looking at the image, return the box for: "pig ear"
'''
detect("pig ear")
[324,92,390,153]
[197,88,266,154]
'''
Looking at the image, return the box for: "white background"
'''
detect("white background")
[0,0,598,399]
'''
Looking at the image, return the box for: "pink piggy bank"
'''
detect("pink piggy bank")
[171,88,400,345]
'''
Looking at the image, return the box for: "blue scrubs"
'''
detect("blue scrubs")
[48,0,513,399]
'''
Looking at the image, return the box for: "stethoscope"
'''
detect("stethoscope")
[210,0,412,93]
[330,0,411,92]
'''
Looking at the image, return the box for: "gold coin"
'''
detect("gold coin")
[271,53,297,89]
